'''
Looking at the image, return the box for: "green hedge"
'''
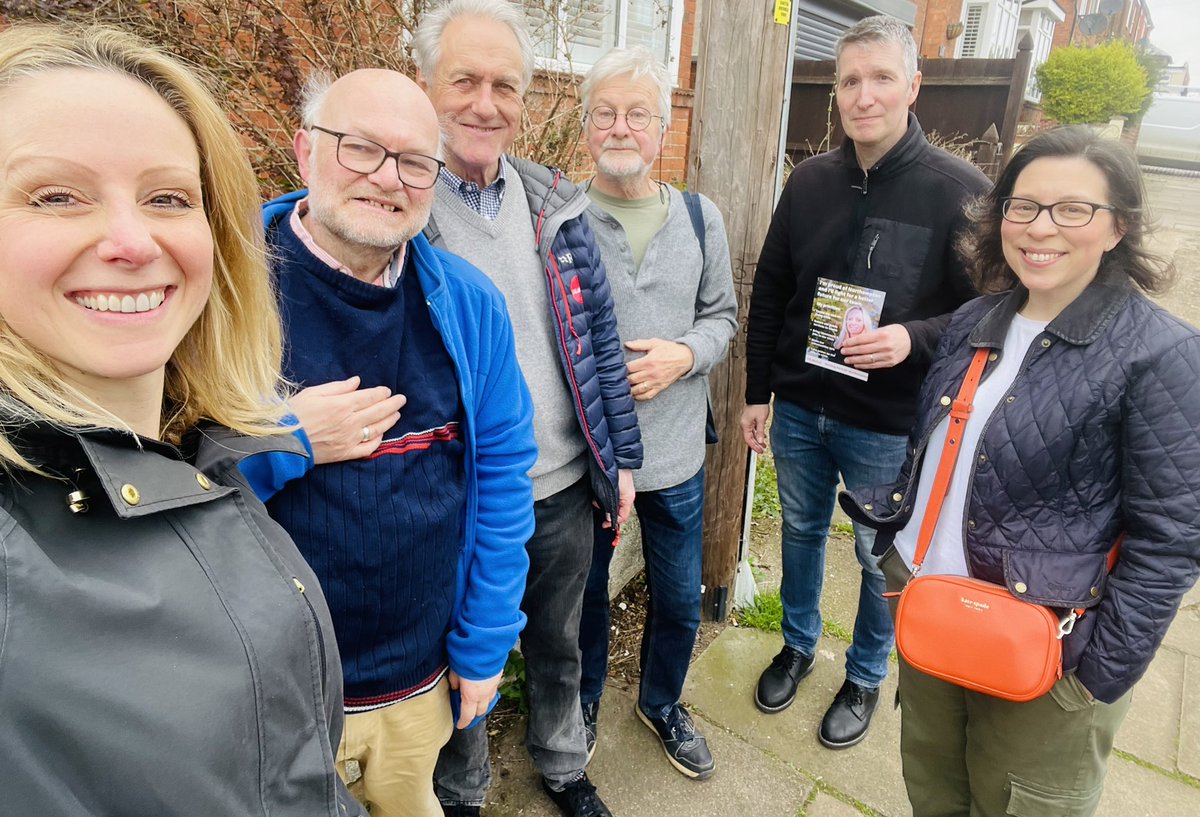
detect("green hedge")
[1035,41,1152,125]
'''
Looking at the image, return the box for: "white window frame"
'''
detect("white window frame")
[526,0,685,85]
[958,0,1022,59]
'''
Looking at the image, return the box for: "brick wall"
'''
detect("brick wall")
[914,0,967,59]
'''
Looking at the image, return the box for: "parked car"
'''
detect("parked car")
[1136,91,1200,170]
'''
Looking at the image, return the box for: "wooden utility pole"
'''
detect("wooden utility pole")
[689,1,795,621]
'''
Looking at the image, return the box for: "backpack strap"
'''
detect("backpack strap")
[682,191,706,263]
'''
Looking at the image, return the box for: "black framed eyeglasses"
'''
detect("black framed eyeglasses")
[310,125,445,189]
[586,106,662,132]
[1000,197,1116,228]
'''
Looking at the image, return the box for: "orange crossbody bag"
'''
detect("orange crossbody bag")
[892,348,1120,702]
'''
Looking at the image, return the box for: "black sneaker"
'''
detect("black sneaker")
[440,805,481,817]
[636,703,715,780]
[754,645,814,713]
[541,773,613,817]
[581,699,599,763]
[818,679,880,749]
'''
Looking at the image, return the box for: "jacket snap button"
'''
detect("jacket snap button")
[1014,581,1028,594]
[1090,586,1100,598]
[892,492,903,502]
[967,519,976,529]
[988,352,998,362]
[1041,338,1051,348]
[978,454,987,463]
[196,473,212,490]
[120,484,140,505]
[940,396,951,406]
[864,503,874,511]
[1006,395,1015,403]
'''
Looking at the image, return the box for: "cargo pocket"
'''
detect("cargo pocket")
[1006,773,1102,817]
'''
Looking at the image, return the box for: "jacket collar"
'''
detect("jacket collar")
[8,415,304,519]
[969,265,1133,348]
[839,112,927,181]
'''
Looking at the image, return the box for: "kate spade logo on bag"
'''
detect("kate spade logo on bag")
[960,596,990,612]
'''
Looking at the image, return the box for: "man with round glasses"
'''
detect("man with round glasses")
[576,45,737,782]
[252,68,538,817]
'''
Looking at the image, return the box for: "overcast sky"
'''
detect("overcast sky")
[1147,0,1200,79]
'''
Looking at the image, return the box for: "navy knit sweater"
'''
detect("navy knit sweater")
[266,217,466,706]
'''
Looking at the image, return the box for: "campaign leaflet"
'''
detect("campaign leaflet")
[804,277,887,382]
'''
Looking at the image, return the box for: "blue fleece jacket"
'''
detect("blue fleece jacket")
[250,191,537,683]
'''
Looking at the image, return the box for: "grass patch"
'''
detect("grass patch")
[753,457,782,519]
[734,590,783,632]
[1112,749,1200,790]
[821,619,854,643]
[830,519,854,536]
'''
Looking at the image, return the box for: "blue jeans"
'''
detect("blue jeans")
[578,467,705,719]
[435,478,593,805]
[771,400,908,690]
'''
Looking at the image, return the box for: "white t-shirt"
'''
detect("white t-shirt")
[892,313,1050,576]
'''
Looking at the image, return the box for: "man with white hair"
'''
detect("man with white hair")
[412,2,643,816]
[741,15,989,750]
[575,46,737,781]
[252,68,538,817]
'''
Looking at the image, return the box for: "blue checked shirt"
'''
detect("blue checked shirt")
[439,161,507,220]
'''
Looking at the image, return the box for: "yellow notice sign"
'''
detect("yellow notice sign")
[774,0,792,25]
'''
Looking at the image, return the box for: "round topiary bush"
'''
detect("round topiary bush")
[1035,41,1152,125]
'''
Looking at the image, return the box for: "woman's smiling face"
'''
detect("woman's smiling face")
[0,68,213,401]
[1001,156,1124,317]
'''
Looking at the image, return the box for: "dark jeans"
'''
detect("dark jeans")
[771,399,908,690]
[579,466,705,719]
[435,478,593,805]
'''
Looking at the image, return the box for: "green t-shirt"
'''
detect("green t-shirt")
[585,184,670,270]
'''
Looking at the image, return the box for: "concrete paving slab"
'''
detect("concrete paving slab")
[1115,648,1184,772]
[482,683,813,817]
[1094,751,1200,817]
[1180,654,1200,780]
[1161,600,1200,656]
[806,790,870,817]
[684,627,909,817]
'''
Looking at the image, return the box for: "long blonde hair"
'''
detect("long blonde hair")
[0,23,290,470]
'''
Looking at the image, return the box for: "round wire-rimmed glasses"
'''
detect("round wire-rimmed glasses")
[586,106,662,132]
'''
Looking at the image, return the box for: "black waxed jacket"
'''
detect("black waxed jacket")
[0,417,365,816]
[841,267,1200,703]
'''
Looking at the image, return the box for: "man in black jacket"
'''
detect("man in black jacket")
[739,14,990,749]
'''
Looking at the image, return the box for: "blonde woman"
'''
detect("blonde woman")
[0,24,364,816]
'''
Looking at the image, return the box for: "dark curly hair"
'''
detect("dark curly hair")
[958,125,1175,295]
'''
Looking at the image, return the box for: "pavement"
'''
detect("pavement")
[476,171,1200,817]
[480,541,1200,817]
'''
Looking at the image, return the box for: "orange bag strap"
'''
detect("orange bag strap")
[911,348,990,574]
[908,348,1123,613]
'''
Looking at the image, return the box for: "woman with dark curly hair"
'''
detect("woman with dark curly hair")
[841,126,1200,816]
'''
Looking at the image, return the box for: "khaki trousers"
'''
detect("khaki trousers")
[337,676,454,817]
[880,546,1133,817]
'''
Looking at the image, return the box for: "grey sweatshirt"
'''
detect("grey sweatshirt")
[586,186,738,491]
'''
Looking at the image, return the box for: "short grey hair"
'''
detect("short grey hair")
[411,0,536,93]
[835,15,919,83]
[580,46,672,130]
[299,70,333,129]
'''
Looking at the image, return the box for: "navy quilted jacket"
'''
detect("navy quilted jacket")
[426,157,642,519]
[841,267,1200,703]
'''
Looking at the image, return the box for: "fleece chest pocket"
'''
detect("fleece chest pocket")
[850,219,933,318]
